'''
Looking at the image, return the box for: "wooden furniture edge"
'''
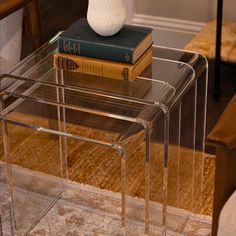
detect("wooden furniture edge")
[206,94,236,149]
[206,94,236,236]
[0,0,31,19]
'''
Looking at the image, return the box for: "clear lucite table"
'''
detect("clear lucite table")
[0,33,211,236]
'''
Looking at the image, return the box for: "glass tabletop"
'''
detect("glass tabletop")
[0,32,208,144]
[0,32,207,109]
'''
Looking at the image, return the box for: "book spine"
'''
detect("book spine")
[131,48,152,80]
[54,54,133,81]
[58,37,134,64]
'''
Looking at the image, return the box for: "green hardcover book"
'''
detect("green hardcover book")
[58,18,153,64]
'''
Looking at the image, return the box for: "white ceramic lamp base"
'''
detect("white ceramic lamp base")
[87,0,127,36]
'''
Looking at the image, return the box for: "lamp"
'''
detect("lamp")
[87,0,127,36]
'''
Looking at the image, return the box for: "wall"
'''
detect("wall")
[223,0,236,21]
[135,0,215,23]
[135,0,236,23]
[128,0,236,48]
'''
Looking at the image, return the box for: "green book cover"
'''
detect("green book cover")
[58,18,153,64]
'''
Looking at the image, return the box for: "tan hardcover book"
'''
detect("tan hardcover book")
[54,47,152,81]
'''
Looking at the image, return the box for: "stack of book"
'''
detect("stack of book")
[54,18,153,82]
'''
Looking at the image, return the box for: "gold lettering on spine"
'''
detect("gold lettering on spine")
[84,61,102,76]
[64,41,69,53]
[78,43,80,55]
[73,42,76,54]
[124,53,130,63]
[68,41,71,53]
[63,40,66,53]
[122,68,129,80]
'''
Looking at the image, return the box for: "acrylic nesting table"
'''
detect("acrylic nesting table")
[0,33,211,236]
